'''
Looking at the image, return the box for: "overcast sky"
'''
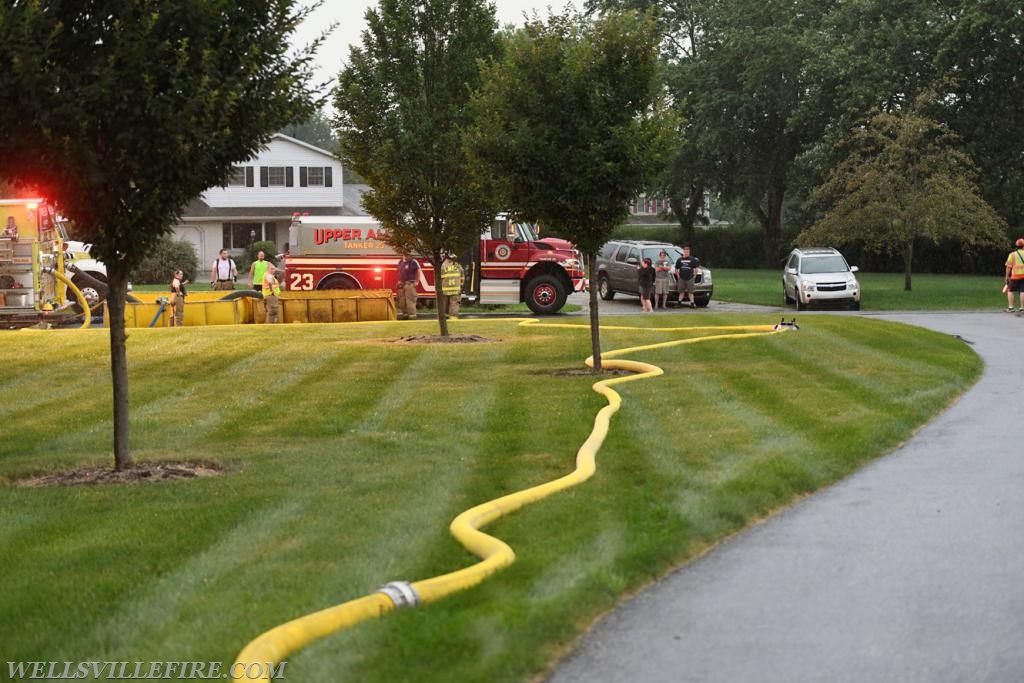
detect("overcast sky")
[295,1,581,94]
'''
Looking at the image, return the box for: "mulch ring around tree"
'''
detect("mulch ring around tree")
[550,367,635,376]
[13,461,225,487]
[390,334,497,344]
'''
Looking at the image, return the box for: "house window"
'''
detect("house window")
[222,223,278,249]
[267,167,286,186]
[299,166,333,187]
[222,222,261,250]
[259,166,294,187]
[227,167,246,186]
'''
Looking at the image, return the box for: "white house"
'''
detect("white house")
[173,133,366,266]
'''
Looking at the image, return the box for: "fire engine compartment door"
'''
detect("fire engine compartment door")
[479,278,519,304]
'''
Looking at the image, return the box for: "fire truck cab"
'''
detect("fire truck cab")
[0,198,108,316]
[284,215,585,314]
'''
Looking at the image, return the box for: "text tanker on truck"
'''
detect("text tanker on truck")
[284,215,585,314]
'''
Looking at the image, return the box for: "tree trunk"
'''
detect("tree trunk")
[753,183,786,268]
[669,182,704,248]
[902,241,914,291]
[434,249,449,337]
[105,266,132,471]
[587,253,602,372]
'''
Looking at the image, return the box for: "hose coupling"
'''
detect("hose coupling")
[375,581,420,609]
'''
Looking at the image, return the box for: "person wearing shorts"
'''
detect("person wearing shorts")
[654,250,673,309]
[674,246,700,308]
[1005,238,1024,312]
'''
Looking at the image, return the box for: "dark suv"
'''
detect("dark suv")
[596,240,713,307]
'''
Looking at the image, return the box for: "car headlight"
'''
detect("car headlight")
[701,269,712,284]
[801,281,816,292]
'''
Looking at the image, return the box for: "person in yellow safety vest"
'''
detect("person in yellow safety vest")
[263,263,281,323]
[1005,237,1024,313]
[440,253,465,318]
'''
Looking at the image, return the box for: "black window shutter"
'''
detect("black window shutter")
[259,166,268,187]
[286,167,294,187]
[324,167,333,187]
[245,166,254,187]
[299,167,308,187]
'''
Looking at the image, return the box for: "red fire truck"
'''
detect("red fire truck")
[283,215,586,314]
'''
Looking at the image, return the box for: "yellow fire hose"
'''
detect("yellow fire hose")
[232,319,791,679]
[44,267,92,329]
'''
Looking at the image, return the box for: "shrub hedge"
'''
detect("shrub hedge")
[129,236,200,284]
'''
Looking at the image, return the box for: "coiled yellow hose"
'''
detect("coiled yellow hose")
[232,319,786,680]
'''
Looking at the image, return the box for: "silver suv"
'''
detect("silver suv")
[783,247,860,310]
[596,240,713,307]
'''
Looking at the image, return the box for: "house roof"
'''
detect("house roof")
[180,184,370,221]
[271,132,338,159]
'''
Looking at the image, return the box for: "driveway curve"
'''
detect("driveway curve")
[547,311,1024,683]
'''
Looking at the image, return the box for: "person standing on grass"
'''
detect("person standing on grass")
[262,263,281,323]
[441,252,465,318]
[638,256,656,313]
[170,269,187,327]
[1005,238,1024,313]
[210,248,237,290]
[396,253,420,320]
[674,245,701,308]
[654,250,673,309]
[248,250,269,292]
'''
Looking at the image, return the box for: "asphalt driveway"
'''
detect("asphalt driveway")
[547,311,1024,683]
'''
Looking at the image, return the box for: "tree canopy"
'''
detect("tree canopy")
[0,0,322,469]
[800,99,1007,290]
[467,9,672,368]
[335,0,501,335]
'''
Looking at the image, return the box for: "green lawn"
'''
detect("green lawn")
[713,268,1007,310]
[0,316,979,681]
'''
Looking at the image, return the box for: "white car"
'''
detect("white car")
[783,247,860,310]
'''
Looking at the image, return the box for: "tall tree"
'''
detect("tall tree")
[468,9,673,369]
[584,1,715,247]
[800,99,1007,291]
[0,0,320,470]
[335,0,502,337]
[934,0,1024,227]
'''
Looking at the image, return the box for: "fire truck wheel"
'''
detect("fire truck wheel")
[318,274,360,290]
[525,274,567,315]
[70,272,108,313]
[598,274,615,300]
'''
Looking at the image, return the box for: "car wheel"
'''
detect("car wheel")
[598,274,615,301]
[851,301,860,311]
[783,285,794,305]
[694,295,710,308]
[794,293,803,311]
[525,274,567,315]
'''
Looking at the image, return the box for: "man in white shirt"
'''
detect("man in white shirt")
[210,249,237,290]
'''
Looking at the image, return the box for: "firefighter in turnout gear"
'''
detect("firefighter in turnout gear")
[440,253,465,318]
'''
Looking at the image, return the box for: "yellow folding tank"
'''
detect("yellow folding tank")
[113,289,395,327]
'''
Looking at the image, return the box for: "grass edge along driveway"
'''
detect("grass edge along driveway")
[0,314,979,682]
